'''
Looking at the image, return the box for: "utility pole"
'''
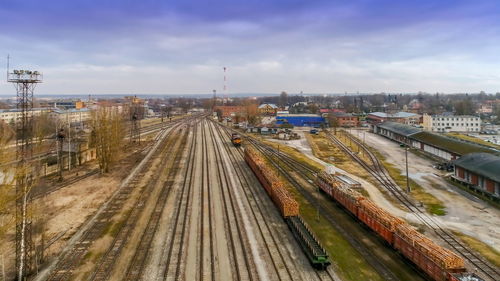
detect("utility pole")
[405,145,410,193]
[8,67,42,280]
[67,115,71,171]
[56,126,64,181]
[212,89,217,115]
[130,96,142,144]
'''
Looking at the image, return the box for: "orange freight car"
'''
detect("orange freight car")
[394,224,466,281]
[245,147,299,217]
[317,172,363,216]
[357,200,405,244]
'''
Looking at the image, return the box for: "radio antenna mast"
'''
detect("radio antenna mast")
[223,67,227,104]
[6,54,10,81]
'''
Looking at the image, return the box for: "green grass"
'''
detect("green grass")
[298,199,385,281]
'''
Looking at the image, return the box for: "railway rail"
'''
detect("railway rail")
[326,129,500,281]
[207,120,257,281]
[159,118,257,280]
[214,121,342,281]
[211,122,298,281]
[246,137,395,281]
[43,120,189,281]
[159,120,199,280]
[89,125,190,281]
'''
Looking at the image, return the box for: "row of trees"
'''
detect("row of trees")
[89,108,126,173]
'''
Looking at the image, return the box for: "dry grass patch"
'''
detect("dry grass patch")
[372,150,447,216]
[453,232,500,268]
[255,137,324,171]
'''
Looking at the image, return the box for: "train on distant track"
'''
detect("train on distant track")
[316,172,484,281]
[244,146,331,269]
[231,133,242,147]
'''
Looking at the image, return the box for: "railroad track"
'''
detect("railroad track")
[213,122,332,281]
[246,138,392,281]
[207,121,259,280]
[44,121,188,281]
[326,129,500,281]
[160,120,199,280]
[199,120,216,280]
[120,125,189,281]
[89,118,199,281]
[214,122,341,281]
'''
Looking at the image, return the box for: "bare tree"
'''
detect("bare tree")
[327,114,340,134]
[0,122,15,238]
[89,107,125,173]
[279,91,288,108]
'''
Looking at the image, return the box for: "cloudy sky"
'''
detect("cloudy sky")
[1,0,500,95]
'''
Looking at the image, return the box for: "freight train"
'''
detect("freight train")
[316,172,484,281]
[231,133,242,147]
[244,147,330,269]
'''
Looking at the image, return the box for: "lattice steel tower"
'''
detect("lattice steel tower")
[8,68,43,280]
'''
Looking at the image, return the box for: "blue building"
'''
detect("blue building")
[276,114,326,127]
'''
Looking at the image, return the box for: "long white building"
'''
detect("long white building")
[422,114,481,133]
[0,107,91,125]
[0,108,49,124]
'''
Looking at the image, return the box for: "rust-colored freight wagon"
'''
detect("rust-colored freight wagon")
[317,172,363,216]
[394,224,466,281]
[357,200,405,244]
[333,185,363,217]
[245,147,299,217]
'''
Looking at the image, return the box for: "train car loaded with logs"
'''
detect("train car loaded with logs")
[316,171,484,281]
[244,146,330,269]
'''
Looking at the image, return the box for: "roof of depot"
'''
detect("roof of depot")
[453,153,500,182]
[369,112,418,118]
[411,131,499,156]
[377,121,422,137]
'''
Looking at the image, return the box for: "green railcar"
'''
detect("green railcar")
[286,216,331,269]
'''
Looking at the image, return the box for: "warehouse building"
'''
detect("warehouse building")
[372,121,421,143]
[452,153,500,200]
[276,114,325,127]
[373,122,499,161]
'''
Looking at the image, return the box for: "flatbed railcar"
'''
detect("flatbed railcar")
[316,172,483,281]
[244,147,330,270]
[286,216,330,269]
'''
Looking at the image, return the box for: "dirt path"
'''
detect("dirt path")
[268,131,409,219]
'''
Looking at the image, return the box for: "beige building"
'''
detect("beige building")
[423,114,481,133]
[49,108,91,125]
